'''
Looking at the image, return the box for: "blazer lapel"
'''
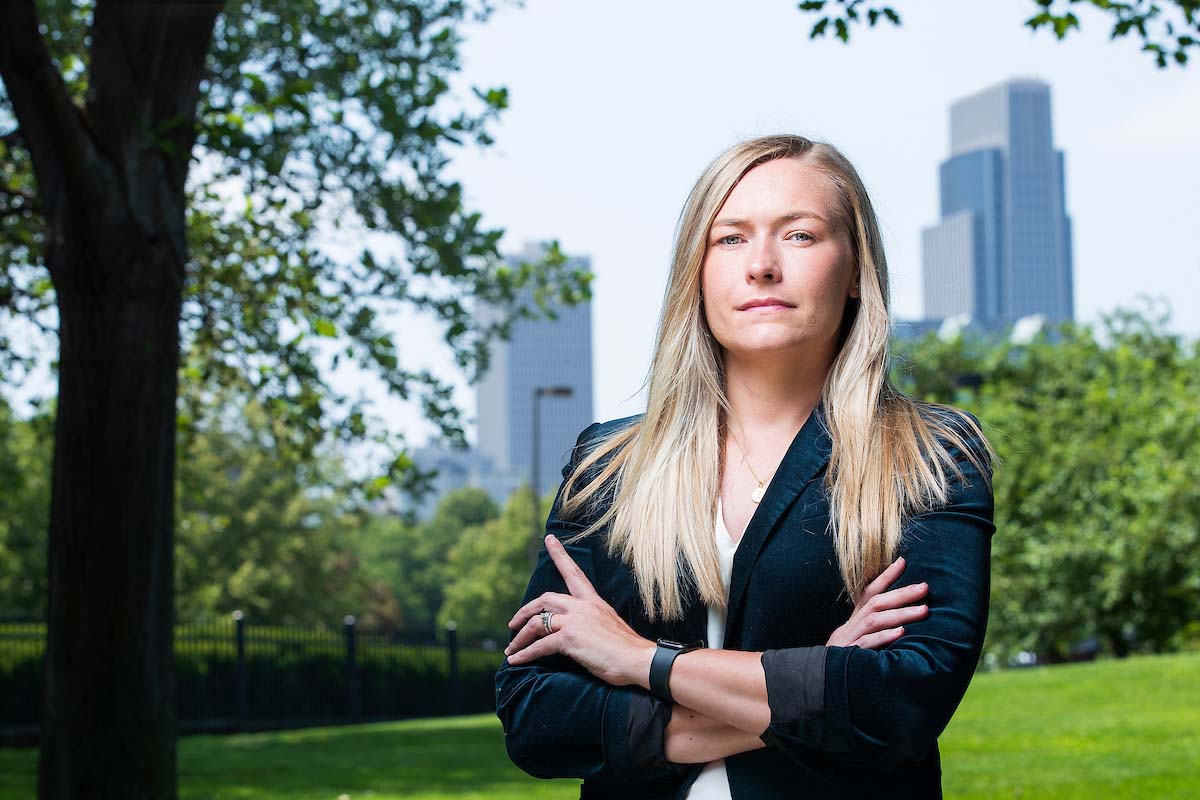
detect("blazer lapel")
[722,397,833,648]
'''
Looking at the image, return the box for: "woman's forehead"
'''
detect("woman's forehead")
[717,159,839,222]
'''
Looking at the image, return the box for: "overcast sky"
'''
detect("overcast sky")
[366,0,1197,445]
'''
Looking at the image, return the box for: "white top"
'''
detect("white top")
[683,496,741,800]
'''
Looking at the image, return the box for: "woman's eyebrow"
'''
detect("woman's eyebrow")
[712,210,828,228]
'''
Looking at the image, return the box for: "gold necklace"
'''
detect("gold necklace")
[731,435,776,504]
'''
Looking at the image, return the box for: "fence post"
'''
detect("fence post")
[446,620,460,715]
[233,610,247,729]
[344,615,361,720]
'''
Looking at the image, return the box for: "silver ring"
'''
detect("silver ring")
[540,610,554,635]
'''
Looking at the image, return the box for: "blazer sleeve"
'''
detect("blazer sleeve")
[494,422,684,783]
[758,413,996,769]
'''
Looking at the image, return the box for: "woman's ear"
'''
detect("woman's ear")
[848,275,860,299]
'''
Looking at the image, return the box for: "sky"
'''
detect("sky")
[370,0,1199,446]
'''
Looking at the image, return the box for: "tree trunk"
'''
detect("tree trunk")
[0,4,222,797]
[38,236,184,800]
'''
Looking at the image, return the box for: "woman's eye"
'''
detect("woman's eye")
[715,234,743,246]
[788,231,814,242]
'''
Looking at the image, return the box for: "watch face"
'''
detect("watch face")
[657,638,705,651]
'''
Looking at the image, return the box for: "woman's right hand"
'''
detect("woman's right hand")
[825,556,929,649]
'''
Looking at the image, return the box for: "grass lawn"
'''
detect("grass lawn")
[1,651,1196,799]
[937,650,1198,799]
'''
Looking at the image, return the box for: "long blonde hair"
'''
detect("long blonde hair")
[559,134,995,622]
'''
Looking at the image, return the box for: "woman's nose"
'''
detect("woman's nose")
[748,241,779,281]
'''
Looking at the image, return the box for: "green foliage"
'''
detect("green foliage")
[0,0,91,378]
[174,390,379,625]
[0,398,50,615]
[0,380,534,640]
[794,0,1199,68]
[357,486,499,633]
[438,484,550,641]
[893,302,1200,662]
[1,0,594,500]
[0,386,401,624]
[177,0,592,482]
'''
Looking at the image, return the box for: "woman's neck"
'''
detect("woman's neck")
[723,346,830,441]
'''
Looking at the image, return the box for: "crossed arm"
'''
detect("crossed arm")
[502,543,932,765]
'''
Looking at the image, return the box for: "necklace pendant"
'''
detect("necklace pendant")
[751,484,765,504]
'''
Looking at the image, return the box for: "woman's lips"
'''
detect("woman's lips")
[739,303,793,311]
[738,297,796,311]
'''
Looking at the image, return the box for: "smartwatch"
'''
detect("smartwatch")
[649,638,705,704]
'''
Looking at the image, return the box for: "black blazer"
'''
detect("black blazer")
[495,398,995,799]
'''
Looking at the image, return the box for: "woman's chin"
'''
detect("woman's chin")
[724,339,813,361]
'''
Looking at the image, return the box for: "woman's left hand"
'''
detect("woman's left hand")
[503,534,656,688]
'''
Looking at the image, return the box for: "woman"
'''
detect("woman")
[494,134,997,799]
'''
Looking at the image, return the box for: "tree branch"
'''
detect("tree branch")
[0,0,107,217]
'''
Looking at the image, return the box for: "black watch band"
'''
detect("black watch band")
[649,638,705,704]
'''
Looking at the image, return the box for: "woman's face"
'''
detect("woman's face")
[700,158,858,363]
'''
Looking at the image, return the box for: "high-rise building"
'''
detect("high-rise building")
[475,241,594,501]
[392,242,595,521]
[920,77,1075,331]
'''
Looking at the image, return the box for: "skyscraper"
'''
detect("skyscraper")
[921,78,1075,331]
[475,241,594,500]
[399,241,594,520]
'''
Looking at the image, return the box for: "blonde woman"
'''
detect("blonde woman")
[495,134,996,799]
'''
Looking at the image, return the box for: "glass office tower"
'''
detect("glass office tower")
[475,241,594,500]
[921,78,1075,330]
[401,241,594,520]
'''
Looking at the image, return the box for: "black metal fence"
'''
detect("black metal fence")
[0,613,506,746]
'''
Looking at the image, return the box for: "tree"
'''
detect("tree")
[0,2,589,797]
[358,485,499,633]
[439,483,550,642]
[175,391,375,626]
[892,301,1200,663]
[796,0,1199,68]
